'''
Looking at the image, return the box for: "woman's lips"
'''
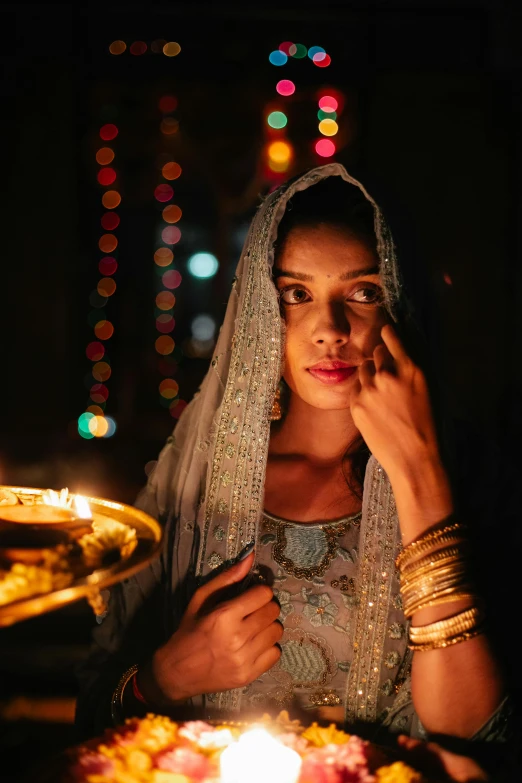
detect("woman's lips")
[307,367,357,384]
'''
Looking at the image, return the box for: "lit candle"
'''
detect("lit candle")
[220,729,302,783]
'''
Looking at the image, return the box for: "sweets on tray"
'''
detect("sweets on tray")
[65,711,424,783]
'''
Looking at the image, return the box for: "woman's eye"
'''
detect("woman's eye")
[351,286,382,304]
[280,287,309,305]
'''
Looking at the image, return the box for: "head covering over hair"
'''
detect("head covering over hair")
[135,163,422,724]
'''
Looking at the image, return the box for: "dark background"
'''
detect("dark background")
[1,1,521,779]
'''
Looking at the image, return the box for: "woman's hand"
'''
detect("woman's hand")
[350,324,440,481]
[138,552,282,706]
[397,735,489,782]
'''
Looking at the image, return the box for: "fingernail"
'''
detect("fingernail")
[236,541,255,562]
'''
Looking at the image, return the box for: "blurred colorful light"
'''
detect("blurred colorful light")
[97,278,117,297]
[170,399,188,419]
[154,247,174,267]
[291,43,307,58]
[86,341,105,361]
[162,204,182,223]
[313,53,331,67]
[187,252,219,279]
[268,140,292,164]
[90,383,109,403]
[155,335,175,355]
[276,80,295,97]
[278,41,294,55]
[130,41,147,56]
[97,167,116,186]
[156,314,175,333]
[94,320,114,340]
[102,190,121,209]
[162,161,182,180]
[78,412,95,439]
[156,291,176,310]
[319,95,338,112]
[92,361,112,382]
[191,314,215,341]
[158,96,178,113]
[269,50,287,66]
[318,118,339,136]
[99,124,118,141]
[101,212,120,231]
[96,147,115,165]
[154,184,174,202]
[163,42,181,57]
[159,378,179,399]
[162,226,181,245]
[98,234,118,253]
[109,41,126,55]
[315,138,336,157]
[318,109,337,121]
[160,118,179,135]
[162,269,182,289]
[308,46,325,60]
[99,256,118,276]
[267,111,288,129]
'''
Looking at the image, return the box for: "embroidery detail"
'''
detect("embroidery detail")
[263,513,361,581]
[234,389,244,406]
[384,651,401,669]
[217,499,228,514]
[302,591,339,627]
[213,526,225,541]
[271,629,336,690]
[388,622,406,640]
[274,589,294,621]
[225,443,236,459]
[331,575,357,594]
[230,417,239,434]
[221,471,233,487]
[308,690,341,706]
[207,552,223,569]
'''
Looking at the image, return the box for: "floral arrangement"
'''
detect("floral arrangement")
[67,712,424,783]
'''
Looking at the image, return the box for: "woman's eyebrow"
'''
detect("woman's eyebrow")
[273,265,380,282]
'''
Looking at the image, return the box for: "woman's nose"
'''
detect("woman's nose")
[312,303,350,345]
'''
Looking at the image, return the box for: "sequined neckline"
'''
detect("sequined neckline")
[262,508,362,528]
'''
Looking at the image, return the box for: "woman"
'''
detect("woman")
[75,164,517,775]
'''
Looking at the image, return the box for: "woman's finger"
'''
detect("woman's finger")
[373,343,395,374]
[381,324,409,364]
[358,358,376,386]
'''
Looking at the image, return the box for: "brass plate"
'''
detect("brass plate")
[0,486,162,627]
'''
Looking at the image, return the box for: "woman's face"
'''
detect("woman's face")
[274,223,389,411]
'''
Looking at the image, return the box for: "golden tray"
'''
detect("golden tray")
[0,486,162,627]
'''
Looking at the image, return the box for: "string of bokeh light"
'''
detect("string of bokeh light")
[266,41,343,170]
[154,95,187,420]
[108,40,181,57]
[78,123,119,440]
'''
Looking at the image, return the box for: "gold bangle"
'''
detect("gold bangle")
[403,590,478,617]
[401,562,468,594]
[409,623,486,652]
[111,664,138,726]
[401,546,468,581]
[401,568,469,603]
[409,606,484,642]
[404,589,477,618]
[396,523,466,570]
[403,580,473,617]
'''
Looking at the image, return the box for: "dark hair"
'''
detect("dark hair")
[273,177,376,500]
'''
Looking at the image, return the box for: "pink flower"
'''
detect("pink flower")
[178,720,215,743]
[156,746,212,780]
[300,738,376,783]
[72,752,116,779]
[278,732,310,754]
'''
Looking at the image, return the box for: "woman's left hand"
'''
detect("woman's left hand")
[349,324,441,483]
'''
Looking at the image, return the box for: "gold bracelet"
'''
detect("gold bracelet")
[396,523,466,570]
[409,606,484,642]
[111,664,138,726]
[401,568,469,605]
[401,562,468,594]
[404,588,477,618]
[401,545,468,581]
[409,623,486,652]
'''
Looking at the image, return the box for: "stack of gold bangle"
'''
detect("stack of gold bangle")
[396,521,485,651]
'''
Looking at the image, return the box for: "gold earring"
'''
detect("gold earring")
[270,383,282,421]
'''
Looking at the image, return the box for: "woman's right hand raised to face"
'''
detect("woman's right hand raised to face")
[138,552,282,707]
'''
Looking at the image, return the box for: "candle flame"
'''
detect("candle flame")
[41,488,92,519]
[220,728,302,783]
